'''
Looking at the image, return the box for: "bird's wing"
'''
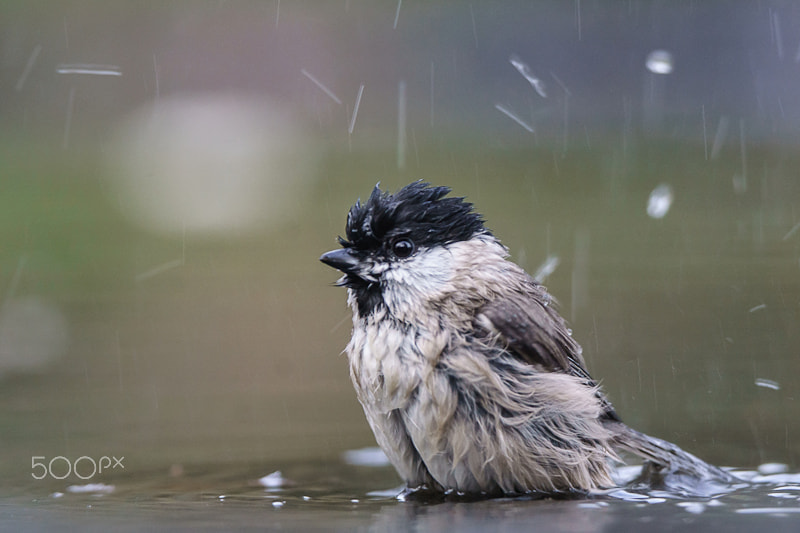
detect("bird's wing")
[476,288,620,421]
[476,289,586,375]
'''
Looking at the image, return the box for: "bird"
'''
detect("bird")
[319,181,736,498]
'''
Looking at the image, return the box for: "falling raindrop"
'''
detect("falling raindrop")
[754,378,780,391]
[348,84,365,135]
[15,44,42,92]
[56,63,122,76]
[646,184,673,219]
[509,54,547,97]
[495,103,534,133]
[645,50,674,74]
[782,221,800,241]
[533,255,560,283]
[300,69,342,105]
[398,80,407,169]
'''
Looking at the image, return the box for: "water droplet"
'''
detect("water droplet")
[677,502,706,514]
[259,470,286,488]
[342,447,390,467]
[758,463,789,475]
[645,50,674,74]
[647,184,673,219]
[755,379,781,391]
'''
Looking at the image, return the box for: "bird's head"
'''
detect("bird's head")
[320,181,496,318]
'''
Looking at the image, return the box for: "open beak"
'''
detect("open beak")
[319,248,361,275]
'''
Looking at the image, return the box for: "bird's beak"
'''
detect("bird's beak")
[320,248,361,275]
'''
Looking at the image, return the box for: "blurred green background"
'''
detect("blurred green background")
[1,1,799,495]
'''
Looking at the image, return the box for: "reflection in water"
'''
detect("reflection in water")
[5,461,800,532]
[370,498,613,533]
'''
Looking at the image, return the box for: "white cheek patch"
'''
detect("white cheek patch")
[369,262,390,275]
[383,246,454,297]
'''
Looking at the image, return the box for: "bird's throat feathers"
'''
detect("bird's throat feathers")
[348,236,515,323]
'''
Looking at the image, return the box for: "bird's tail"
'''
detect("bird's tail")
[605,421,739,486]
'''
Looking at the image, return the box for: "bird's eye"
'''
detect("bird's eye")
[391,238,415,258]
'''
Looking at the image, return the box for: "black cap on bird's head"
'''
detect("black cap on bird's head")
[320,181,488,276]
[345,181,487,250]
[320,181,489,315]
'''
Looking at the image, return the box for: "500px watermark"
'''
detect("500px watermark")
[31,456,124,480]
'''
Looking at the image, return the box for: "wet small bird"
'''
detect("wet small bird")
[320,181,734,498]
